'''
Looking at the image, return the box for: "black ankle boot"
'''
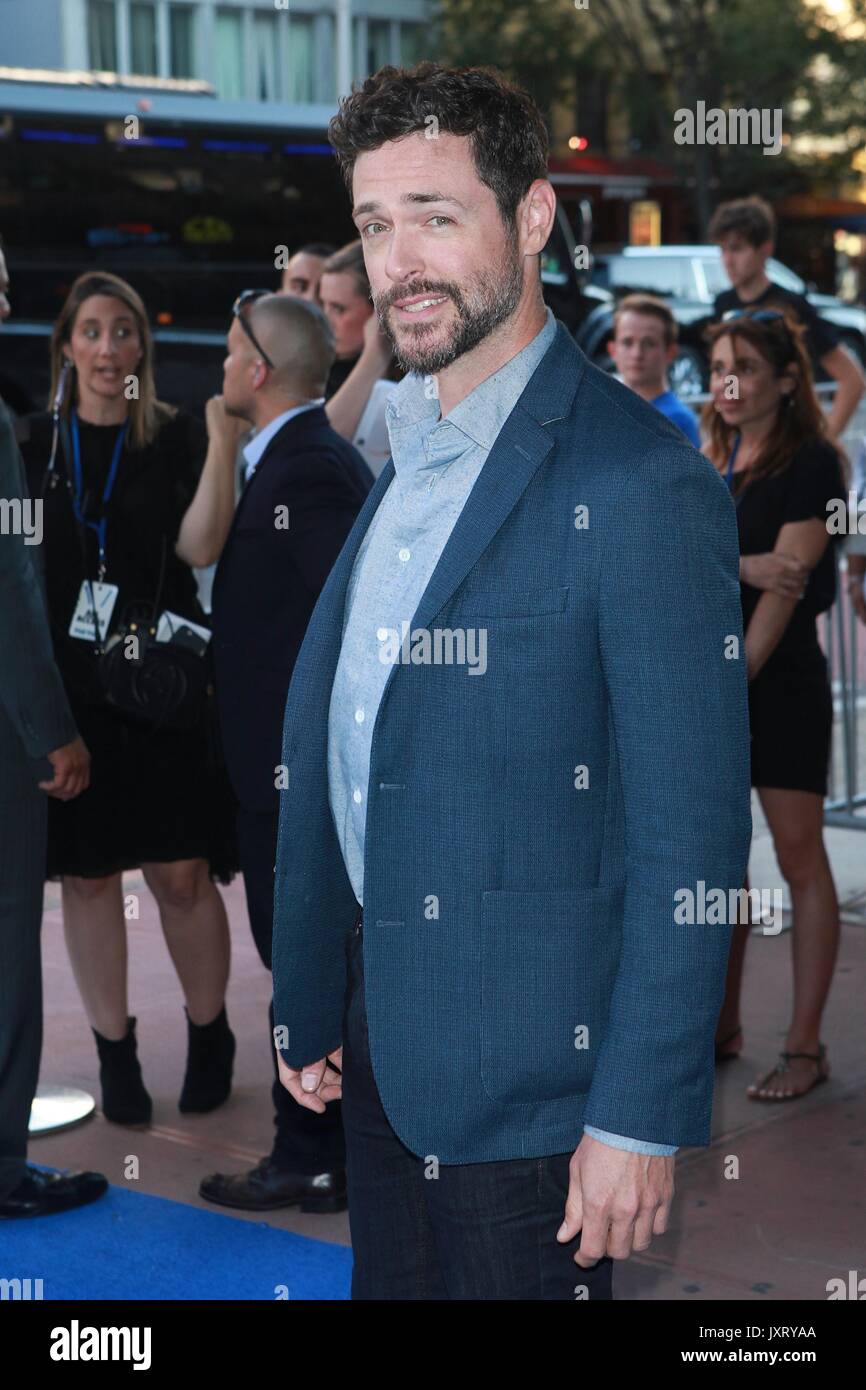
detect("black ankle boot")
[92,1016,153,1126]
[178,1005,235,1114]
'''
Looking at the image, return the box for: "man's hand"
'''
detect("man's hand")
[205,394,248,449]
[740,551,808,598]
[38,736,90,801]
[275,1044,343,1113]
[557,1133,675,1265]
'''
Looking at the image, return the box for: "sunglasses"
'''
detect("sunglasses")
[721,308,786,325]
[232,289,275,369]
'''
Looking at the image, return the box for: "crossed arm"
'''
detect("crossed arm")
[743,517,832,682]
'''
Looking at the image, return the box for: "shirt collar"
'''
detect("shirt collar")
[243,398,325,474]
[385,307,557,476]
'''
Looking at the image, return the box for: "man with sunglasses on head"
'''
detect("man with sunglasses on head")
[200,291,373,1213]
[710,195,865,438]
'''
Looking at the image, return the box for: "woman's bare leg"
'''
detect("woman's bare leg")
[747,786,838,1098]
[141,859,230,1024]
[61,873,128,1038]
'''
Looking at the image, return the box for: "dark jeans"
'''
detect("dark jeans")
[341,912,614,1301]
[236,805,345,1175]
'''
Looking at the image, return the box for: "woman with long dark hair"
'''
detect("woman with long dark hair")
[18,271,242,1126]
[703,308,845,1101]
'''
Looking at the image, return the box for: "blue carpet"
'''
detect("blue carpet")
[3,1173,352,1300]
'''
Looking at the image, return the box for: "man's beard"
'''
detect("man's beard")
[374,234,525,377]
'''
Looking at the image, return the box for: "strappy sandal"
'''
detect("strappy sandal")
[746,1043,830,1102]
[714,1025,743,1063]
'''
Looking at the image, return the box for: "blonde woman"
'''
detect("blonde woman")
[18,271,243,1126]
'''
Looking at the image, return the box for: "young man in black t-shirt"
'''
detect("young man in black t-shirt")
[709,195,865,438]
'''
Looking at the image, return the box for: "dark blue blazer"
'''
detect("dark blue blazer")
[211,406,373,812]
[272,324,752,1162]
[0,399,78,769]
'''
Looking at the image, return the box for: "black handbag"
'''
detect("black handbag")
[97,592,210,733]
[56,417,210,732]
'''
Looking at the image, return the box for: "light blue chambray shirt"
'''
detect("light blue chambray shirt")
[326,306,677,1158]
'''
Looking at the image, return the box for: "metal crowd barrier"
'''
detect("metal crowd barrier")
[824,542,865,827]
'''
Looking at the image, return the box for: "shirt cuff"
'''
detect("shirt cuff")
[583,1125,678,1156]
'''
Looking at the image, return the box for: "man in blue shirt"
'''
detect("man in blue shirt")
[270,64,751,1300]
[609,293,702,447]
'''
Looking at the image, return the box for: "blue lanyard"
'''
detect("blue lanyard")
[70,410,127,580]
[725,432,741,491]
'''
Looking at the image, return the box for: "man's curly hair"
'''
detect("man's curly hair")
[328,62,549,229]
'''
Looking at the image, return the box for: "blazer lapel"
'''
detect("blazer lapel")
[376,322,586,711]
[285,322,586,741]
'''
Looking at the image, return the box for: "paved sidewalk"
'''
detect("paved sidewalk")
[30,788,865,1301]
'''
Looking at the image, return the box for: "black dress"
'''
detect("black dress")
[19,408,237,881]
[734,437,846,795]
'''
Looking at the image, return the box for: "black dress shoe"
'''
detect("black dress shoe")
[199,1157,347,1213]
[0,1166,108,1219]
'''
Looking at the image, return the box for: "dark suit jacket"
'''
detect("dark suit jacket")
[211,405,373,812]
[0,399,78,774]
[271,323,752,1162]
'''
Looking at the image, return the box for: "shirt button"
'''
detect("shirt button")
[398,547,411,562]
[353,788,362,804]
[354,708,365,723]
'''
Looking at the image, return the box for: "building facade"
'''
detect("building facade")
[1,0,430,108]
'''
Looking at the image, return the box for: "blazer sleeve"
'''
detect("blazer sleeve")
[582,443,752,1148]
[0,401,79,759]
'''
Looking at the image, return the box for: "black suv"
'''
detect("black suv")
[590,245,866,398]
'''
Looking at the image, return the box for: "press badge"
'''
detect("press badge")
[69,581,119,642]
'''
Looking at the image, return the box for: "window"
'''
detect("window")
[399,23,427,66]
[315,12,336,103]
[170,5,196,79]
[354,17,393,81]
[88,0,117,70]
[575,73,609,153]
[287,15,315,103]
[365,19,392,74]
[215,10,244,99]
[609,255,692,298]
[700,253,731,299]
[253,13,279,100]
[130,2,158,76]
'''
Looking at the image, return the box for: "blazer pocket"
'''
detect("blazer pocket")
[454,585,569,620]
[480,885,624,1106]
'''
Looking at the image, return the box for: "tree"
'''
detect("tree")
[438,0,866,235]
[434,0,593,130]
